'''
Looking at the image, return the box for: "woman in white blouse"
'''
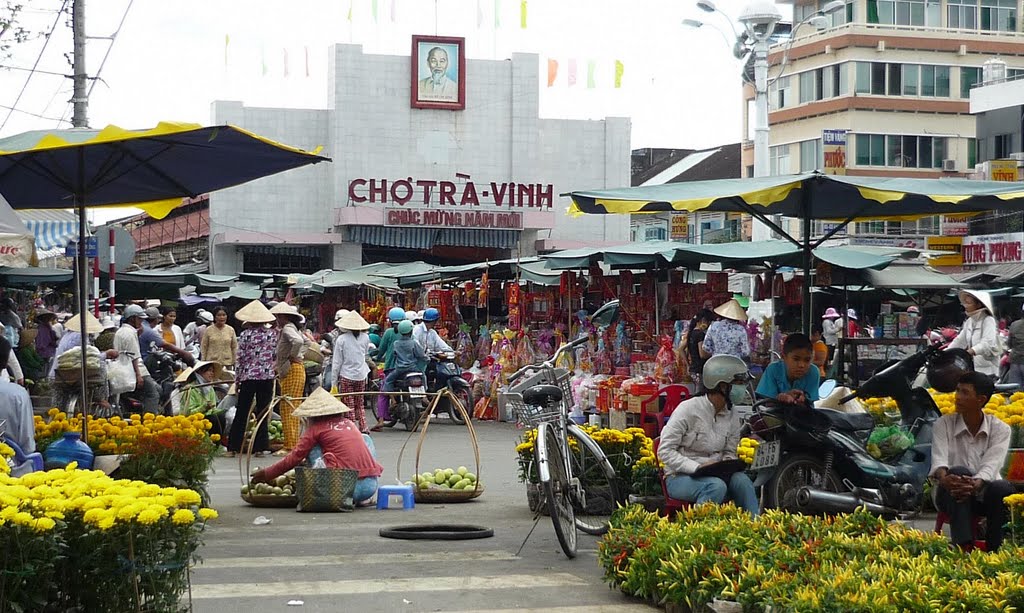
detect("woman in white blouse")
[949,289,1001,377]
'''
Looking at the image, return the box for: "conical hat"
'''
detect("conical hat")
[235,300,275,324]
[174,360,217,383]
[714,298,748,323]
[269,302,300,317]
[336,311,370,331]
[293,387,353,418]
[960,289,995,316]
[66,311,102,334]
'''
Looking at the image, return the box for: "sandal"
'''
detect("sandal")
[273,449,288,456]
[222,451,236,458]
[369,424,384,432]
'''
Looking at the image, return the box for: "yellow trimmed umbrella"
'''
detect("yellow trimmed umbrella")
[567,172,1024,331]
[0,122,330,435]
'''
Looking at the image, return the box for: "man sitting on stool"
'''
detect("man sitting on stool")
[930,371,1015,552]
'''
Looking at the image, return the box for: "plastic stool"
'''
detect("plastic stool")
[376,484,416,510]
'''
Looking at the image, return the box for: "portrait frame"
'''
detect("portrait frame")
[410,35,466,110]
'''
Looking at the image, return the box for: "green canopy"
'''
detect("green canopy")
[0,266,73,288]
[209,282,264,301]
[517,260,561,286]
[857,266,964,290]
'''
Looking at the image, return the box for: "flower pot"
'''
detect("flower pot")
[628,494,665,514]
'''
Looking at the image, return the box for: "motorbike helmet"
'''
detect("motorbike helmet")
[926,348,974,393]
[398,320,414,335]
[197,310,213,324]
[702,354,749,391]
[405,310,418,322]
[423,308,440,322]
[388,307,406,323]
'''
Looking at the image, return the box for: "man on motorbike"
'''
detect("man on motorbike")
[381,320,426,400]
[657,354,760,516]
[756,333,820,405]
[414,308,453,374]
[930,371,1015,552]
[113,305,162,414]
[139,308,197,367]
[374,307,407,423]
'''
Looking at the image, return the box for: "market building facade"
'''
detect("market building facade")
[207,43,631,275]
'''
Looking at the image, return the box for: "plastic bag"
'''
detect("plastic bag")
[866,425,914,460]
[107,356,136,395]
[654,335,677,384]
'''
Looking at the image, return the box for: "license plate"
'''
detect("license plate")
[751,440,781,470]
[410,386,426,399]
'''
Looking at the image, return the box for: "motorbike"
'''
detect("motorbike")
[426,351,474,424]
[747,344,956,517]
[389,370,428,431]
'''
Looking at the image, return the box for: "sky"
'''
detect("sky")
[0,0,779,220]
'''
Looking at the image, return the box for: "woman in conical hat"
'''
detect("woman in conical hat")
[700,299,751,362]
[226,302,278,458]
[333,311,372,433]
[250,387,384,505]
[50,311,119,413]
[949,289,1000,376]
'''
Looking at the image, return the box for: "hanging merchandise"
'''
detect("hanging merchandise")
[754,274,766,301]
[592,332,611,375]
[784,278,803,306]
[476,324,493,361]
[526,290,554,321]
[654,335,677,384]
[515,332,538,366]
[536,327,554,358]
[507,283,522,331]
[478,271,489,309]
[461,281,477,306]
[619,270,633,293]
[454,325,475,368]
[614,319,631,370]
[706,272,728,293]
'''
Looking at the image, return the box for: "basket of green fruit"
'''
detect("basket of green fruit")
[407,466,483,503]
[398,389,483,503]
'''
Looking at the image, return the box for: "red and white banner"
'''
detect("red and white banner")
[962,232,1024,265]
[0,234,33,267]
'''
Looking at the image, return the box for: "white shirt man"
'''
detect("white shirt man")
[114,321,149,378]
[0,338,33,453]
[413,322,453,355]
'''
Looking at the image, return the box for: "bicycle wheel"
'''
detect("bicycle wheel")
[536,422,577,558]
[566,427,621,535]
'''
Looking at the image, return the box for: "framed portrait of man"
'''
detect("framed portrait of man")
[410,35,466,110]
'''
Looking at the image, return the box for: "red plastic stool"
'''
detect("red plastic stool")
[639,384,689,439]
[934,511,987,551]
[653,437,692,519]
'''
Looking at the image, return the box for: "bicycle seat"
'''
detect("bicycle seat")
[817,408,875,432]
[522,384,562,407]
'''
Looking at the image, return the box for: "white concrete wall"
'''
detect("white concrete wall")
[208,43,630,274]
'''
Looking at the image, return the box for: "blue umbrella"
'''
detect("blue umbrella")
[0,122,330,434]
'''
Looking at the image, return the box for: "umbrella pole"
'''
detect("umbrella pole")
[801,190,813,335]
[654,261,660,337]
[76,198,89,444]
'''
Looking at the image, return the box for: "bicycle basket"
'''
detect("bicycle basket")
[503,366,573,427]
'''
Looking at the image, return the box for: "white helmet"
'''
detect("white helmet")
[197,310,213,324]
[405,310,418,321]
[702,355,750,392]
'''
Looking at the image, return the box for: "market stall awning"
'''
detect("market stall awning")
[567,173,1024,219]
[0,195,34,267]
[16,208,79,251]
[813,245,922,271]
[0,266,73,287]
[517,260,562,286]
[856,265,965,289]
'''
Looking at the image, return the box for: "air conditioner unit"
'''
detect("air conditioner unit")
[877,41,886,52]
[942,159,957,172]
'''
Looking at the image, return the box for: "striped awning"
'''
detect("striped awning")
[17,209,79,250]
[348,226,519,250]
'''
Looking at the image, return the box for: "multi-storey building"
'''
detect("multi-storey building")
[741,0,1024,244]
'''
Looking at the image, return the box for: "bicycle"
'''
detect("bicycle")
[505,336,622,559]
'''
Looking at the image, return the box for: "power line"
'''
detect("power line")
[0,64,69,77]
[0,0,70,132]
[0,101,69,123]
[86,0,134,100]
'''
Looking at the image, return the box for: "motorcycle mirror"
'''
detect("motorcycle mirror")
[818,379,836,398]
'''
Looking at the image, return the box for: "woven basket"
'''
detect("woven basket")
[414,484,484,503]
[55,367,104,386]
[398,389,483,504]
[241,492,299,507]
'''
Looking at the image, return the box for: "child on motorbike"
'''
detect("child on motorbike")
[756,333,820,405]
[378,321,426,425]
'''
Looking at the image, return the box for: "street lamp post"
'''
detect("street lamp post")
[691,0,844,241]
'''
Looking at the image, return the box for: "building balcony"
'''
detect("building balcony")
[770,21,1024,64]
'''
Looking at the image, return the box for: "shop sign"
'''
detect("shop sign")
[962,232,1024,265]
[821,222,847,237]
[942,214,972,237]
[926,236,963,267]
[348,174,554,209]
[384,207,523,230]
[670,213,688,240]
[822,129,847,175]
[991,159,1020,182]
[849,236,925,250]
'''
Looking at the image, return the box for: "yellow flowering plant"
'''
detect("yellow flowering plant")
[35,409,218,455]
[1005,492,1024,547]
[515,426,654,495]
[0,464,217,612]
[0,442,14,476]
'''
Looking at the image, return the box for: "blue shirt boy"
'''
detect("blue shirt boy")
[756,359,821,402]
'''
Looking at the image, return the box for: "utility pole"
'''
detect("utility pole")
[71,0,87,128]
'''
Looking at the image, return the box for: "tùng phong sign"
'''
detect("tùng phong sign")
[384,207,524,230]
